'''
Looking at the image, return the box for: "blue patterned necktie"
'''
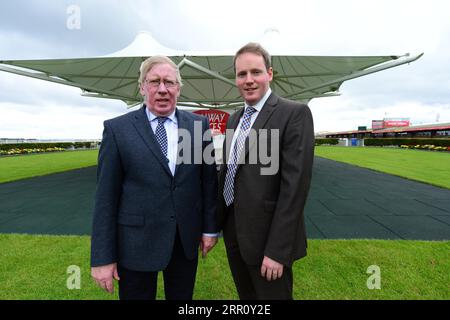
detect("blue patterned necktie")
[155,117,168,157]
[223,106,257,206]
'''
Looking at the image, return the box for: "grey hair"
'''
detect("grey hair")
[138,55,183,86]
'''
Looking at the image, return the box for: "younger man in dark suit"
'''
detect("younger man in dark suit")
[217,43,315,299]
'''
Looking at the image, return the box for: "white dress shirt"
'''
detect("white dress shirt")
[145,107,178,176]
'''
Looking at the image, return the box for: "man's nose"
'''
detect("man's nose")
[157,82,168,93]
[244,74,254,84]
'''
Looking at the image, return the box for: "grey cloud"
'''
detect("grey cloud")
[0,1,147,59]
[0,74,67,105]
[0,73,127,115]
[340,54,450,109]
[1,0,449,138]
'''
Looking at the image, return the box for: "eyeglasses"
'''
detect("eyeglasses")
[144,79,178,88]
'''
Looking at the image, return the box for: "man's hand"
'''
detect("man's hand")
[200,235,218,258]
[91,263,120,293]
[261,256,284,281]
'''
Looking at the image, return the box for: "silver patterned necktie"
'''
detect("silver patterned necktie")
[223,106,257,206]
[155,117,168,157]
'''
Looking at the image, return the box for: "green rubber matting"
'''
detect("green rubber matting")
[0,157,449,239]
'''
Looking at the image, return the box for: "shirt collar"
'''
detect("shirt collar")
[244,88,272,113]
[145,105,178,125]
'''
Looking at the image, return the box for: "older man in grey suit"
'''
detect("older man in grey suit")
[90,56,218,300]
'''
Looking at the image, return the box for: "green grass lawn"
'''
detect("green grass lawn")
[0,234,448,300]
[1,147,449,300]
[0,150,99,183]
[315,146,450,189]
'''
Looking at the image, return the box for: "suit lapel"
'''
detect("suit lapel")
[243,93,278,159]
[222,107,244,164]
[132,106,172,177]
[174,109,191,179]
[228,108,244,130]
[251,93,278,131]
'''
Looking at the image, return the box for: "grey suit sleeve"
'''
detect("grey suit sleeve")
[201,117,219,233]
[264,104,315,266]
[90,120,122,267]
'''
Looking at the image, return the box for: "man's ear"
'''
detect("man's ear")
[268,67,273,81]
[139,84,145,96]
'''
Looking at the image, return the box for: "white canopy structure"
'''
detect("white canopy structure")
[0,31,423,110]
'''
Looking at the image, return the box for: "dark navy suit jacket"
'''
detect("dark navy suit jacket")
[91,106,217,272]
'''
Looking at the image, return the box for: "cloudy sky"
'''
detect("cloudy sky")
[0,0,449,139]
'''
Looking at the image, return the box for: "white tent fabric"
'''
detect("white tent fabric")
[0,32,423,109]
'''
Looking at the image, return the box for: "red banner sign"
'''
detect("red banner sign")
[383,120,410,128]
[193,110,229,135]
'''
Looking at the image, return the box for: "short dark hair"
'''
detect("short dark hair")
[233,42,271,72]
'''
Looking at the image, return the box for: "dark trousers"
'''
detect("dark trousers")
[117,230,198,300]
[223,206,293,300]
